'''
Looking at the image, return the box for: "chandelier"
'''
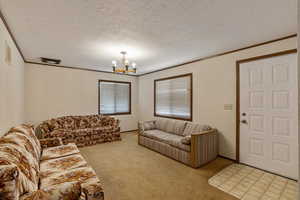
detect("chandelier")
[112,51,137,74]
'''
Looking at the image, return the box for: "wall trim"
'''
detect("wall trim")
[218,155,236,162]
[0,8,25,62]
[26,61,137,77]
[139,34,297,76]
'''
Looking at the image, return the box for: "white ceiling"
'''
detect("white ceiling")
[0,0,297,75]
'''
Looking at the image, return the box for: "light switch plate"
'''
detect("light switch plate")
[224,104,233,110]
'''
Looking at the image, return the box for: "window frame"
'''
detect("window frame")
[98,80,132,115]
[154,73,193,121]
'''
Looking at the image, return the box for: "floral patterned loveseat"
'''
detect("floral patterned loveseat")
[36,115,121,147]
[0,124,104,200]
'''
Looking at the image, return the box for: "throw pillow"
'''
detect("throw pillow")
[144,121,156,131]
[181,136,191,145]
[183,123,212,136]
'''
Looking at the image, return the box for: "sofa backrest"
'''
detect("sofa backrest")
[0,124,41,198]
[155,118,212,136]
[37,115,119,134]
[155,119,187,136]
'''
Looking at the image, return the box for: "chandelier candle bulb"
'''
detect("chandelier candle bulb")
[132,62,136,69]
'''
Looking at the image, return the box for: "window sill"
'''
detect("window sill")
[100,112,132,116]
[154,114,192,121]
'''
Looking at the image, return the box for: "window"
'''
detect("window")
[99,80,131,115]
[154,73,192,121]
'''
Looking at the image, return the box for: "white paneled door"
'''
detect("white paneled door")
[239,52,298,179]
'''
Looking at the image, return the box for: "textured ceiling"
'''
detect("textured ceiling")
[0,0,297,75]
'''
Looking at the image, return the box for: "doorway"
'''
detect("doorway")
[236,49,298,179]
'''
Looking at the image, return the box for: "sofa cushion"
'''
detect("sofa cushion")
[78,118,91,129]
[19,181,81,200]
[61,117,76,130]
[39,138,63,149]
[45,129,67,138]
[0,165,19,200]
[172,120,187,136]
[40,166,102,191]
[40,154,88,179]
[142,130,190,152]
[156,119,186,136]
[49,119,62,130]
[41,143,79,161]
[164,120,175,133]
[168,137,191,152]
[73,127,111,136]
[85,115,105,128]
[38,122,51,133]
[142,129,173,143]
[182,123,212,136]
[155,119,168,132]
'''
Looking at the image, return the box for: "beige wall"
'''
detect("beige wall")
[25,64,139,132]
[0,17,25,135]
[138,37,297,160]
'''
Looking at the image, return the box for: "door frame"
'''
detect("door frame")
[235,48,297,162]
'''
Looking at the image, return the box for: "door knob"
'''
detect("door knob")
[241,120,247,124]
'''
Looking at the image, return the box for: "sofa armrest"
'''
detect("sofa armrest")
[113,118,120,129]
[81,181,104,200]
[0,165,19,199]
[138,120,156,134]
[39,137,63,149]
[20,181,81,200]
[101,116,120,129]
[190,129,218,168]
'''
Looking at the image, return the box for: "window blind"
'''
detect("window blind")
[155,74,192,120]
[99,81,130,114]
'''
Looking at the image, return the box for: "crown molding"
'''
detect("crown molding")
[25,61,138,77]
[138,34,297,76]
[0,8,25,62]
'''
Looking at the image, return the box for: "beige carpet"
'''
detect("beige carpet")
[79,132,237,200]
[209,164,298,200]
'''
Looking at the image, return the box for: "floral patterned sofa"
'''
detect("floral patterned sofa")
[0,124,104,200]
[36,115,121,147]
